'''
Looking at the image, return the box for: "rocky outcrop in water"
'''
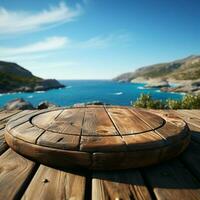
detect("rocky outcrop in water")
[145,80,170,89]
[161,79,200,94]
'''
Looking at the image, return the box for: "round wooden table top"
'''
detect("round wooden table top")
[5,106,190,170]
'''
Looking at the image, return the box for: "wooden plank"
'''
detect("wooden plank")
[80,107,126,152]
[82,107,118,136]
[181,140,200,178]
[143,159,200,200]
[7,110,36,123]
[106,107,154,135]
[37,131,80,150]
[6,110,40,131]
[0,110,21,121]
[0,110,23,130]
[0,110,22,128]
[92,170,152,200]
[5,131,92,169]
[184,123,200,143]
[105,107,164,150]
[0,111,25,155]
[10,121,44,143]
[0,149,36,200]
[189,110,200,119]
[130,108,164,128]
[178,110,200,120]
[22,165,86,200]
[175,110,200,129]
[171,110,200,143]
[150,109,200,143]
[0,128,8,154]
[27,109,63,130]
[36,108,85,150]
[91,131,189,169]
[47,108,85,135]
[92,149,161,170]
[148,110,188,142]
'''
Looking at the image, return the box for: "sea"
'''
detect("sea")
[0,80,183,108]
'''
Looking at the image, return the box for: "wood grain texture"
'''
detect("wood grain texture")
[144,160,200,200]
[149,110,189,142]
[0,128,9,154]
[22,165,85,200]
[0,110,24,155]
[37,131,80,150]
[106,107,158,135]
[50,108,85,134]
[92,170,152,200]
[92,135,189,170]
[178,110,200,120]
[0,149,36,200]
[106,107,165,150]
[80,107,127,152]
[5,131,92,169]
[6,110,40,131]
[181,140,200,178]
[5,107,190,170]
[130,108,164,129]
[0,110,21,121]
[82,107,118,136]
[165,110,200,143]
[31,109,63,130]
[7,110,36,123]
[10,121,44,143]
[176,110,200,129]
[0,110,22,129]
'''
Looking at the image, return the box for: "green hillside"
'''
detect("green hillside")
[0,61,64,93]
[114,55,200,82]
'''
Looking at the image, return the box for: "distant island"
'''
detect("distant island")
[114,55,200,94]
[0,61,65,93]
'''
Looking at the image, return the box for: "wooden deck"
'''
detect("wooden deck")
[0,109,200,200]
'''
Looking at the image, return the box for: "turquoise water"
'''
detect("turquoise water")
[0,80,183,107]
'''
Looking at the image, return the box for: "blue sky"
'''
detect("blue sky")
[0,0,200,79]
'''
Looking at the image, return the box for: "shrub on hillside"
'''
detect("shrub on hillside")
[133,93,164,109]
[133,93,200,109]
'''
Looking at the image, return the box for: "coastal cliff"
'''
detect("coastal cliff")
[113,55,200,94]
[0,61,65,93]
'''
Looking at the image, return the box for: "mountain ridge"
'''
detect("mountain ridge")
[113,55,200,82]
[0,60,65,93]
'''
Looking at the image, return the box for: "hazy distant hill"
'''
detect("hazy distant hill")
[0,61,64,93]
[114,55,200,82]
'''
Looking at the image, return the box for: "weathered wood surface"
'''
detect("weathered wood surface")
[92,170,152,200]
[5,106,190,170]
[0,110,23,154]
[143,160,200,200]
[0,109,199,199]
[0,149,36,200]
[22,165,86,200]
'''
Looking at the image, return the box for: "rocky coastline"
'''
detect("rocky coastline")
[114,55,200,94]
[0,60,65,93]
[0,79,65,94]
[131,78,200,94]
[4,99,108,110]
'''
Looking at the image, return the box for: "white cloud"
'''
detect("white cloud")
[0,2,82,35]
[0,36,69,57]
[0,32,132,62]
[76,33,132,49]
